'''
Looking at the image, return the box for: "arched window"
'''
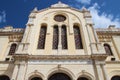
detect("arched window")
[9,43,17,55]
[0,75,10,80]
[48,73,71,80]
[53,25,59,49]
[77,77,89,80]
[104,44,113,55]
[73,25,83,49]
[111,75,120,80]
[31,77,42,80]
[61,25,68,49]
[37,25,47,49]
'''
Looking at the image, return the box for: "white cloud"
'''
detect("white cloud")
[75,0,91,5]
[88,3,120,28]
[0,11,6,23]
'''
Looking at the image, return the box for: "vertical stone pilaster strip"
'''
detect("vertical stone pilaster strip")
[92,60,100,80]
[100,64,109,80]
[17,61,26,80]
[11,64,19,80]
[58,25,62,54]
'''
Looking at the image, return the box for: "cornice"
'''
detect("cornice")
[106,61,120,64]
[13,54,108,61]
[95,28,120,35]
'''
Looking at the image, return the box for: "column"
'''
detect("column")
[58,25,62,54]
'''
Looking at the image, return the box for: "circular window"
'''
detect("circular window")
[54,15,66,22]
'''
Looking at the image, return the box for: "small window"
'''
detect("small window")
[9,43,17,55]
[104,44,113,55]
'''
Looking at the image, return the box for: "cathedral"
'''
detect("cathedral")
[0,2,120,80]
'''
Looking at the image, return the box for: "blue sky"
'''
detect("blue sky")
[0,0,120,28]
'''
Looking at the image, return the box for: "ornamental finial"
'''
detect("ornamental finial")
[58,1,62,4]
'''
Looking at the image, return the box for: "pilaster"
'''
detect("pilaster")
[58,24,62,54]
[16,61,27,80]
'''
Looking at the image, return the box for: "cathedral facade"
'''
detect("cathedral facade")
[0,2,120,80]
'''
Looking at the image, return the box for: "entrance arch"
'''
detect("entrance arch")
[30,77,42,80]
[0,75,10,80]
[48,73,71,80]
[77,77,89,80]
[111,76,120,80]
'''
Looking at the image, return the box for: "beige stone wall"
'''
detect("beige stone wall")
[0,2,120,80]
[0,36,9,61]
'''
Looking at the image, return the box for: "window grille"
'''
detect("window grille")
[73,25,83,49]
[53,25,59,49]
[37,26,47,49]
[9,43,17,55]
[61,25,68,49]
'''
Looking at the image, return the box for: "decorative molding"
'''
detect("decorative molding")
[96,28,120,35]
[97,35,112,42]
[0,28,24,36]
[9,34,23,42]
[13,54,108,61]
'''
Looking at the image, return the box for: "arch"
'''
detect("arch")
[73,23,83,49]
[37,24,47,49]
[77,77,89,80]
[9,43,17,55]
[36,10,86,51]
[108,70,120,80]
[47,67,75,80]
[30,77,42,80]
[104,43,113,55]
[53,12,68,20]
[28,71,44,80]
[41,23,47,27]
[77,71,95,80]
[0,75,10,80]
[39,10,83,24]
[111,75,120,80]
[48,73,71,80]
